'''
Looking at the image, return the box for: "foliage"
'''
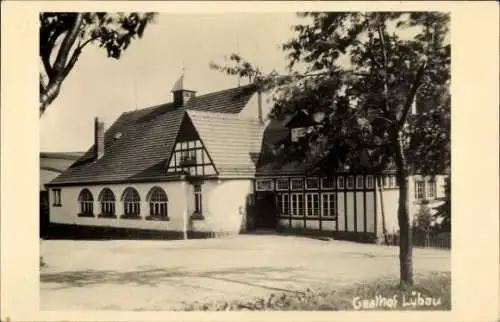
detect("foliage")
[39,12,157,116]
[435,176,451,232]
[211,12,450,286]
[180,272,451,311]
[413,203,434,233]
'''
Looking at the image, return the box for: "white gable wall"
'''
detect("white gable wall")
[238,92,274,125]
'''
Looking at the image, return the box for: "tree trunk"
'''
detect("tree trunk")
[394,135,414,288]
[377,176,389,244]
[40,78,63,117]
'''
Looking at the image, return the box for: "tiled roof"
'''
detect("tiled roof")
[184,84,257,113]
[48,85,259,185]
[187,110,265,176]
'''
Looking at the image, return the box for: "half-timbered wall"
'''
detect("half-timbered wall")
[255,174,379,240]
[166,114,217,176]
[167,139,217,176]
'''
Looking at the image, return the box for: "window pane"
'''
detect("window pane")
[366,175,374,189]
[305,177,319,190]
[290,178,303,191]
[356,176,364,189]
[321,177,334,189]
[276,178,289,190]
[337,176,344,189]
[346,176,354,189]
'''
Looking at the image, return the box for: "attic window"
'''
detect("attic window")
[113,132,123,140]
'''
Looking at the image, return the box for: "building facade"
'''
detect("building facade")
[46,77,446,241]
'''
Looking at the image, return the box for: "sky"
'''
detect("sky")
[40,13,302,152]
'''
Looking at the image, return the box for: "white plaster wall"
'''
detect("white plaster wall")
[355,191,364,233]
[375,188,400,236]
[322,221,335,230]
[337,193,346,231]
[346,192,355,232]
[291,219,303,229]
[48,181,188,231]
[408,175,447,220]
[196,179,253,234]
[365,192,376,233]
[238,92,273,125]
[306,220,320,230]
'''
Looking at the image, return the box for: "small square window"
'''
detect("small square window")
[276,178,289,191]
[321,177,335,190]
[346,176,354,189]
[356,176,364,189]
[256,179,274,191]
[366,175,374,189]
[337,176,345,189]
[383,175,389,188]
[305,177,319,190]
[390,175,398,187]
[290,178,304,191]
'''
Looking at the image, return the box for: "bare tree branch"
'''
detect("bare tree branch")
[51,14,83,75]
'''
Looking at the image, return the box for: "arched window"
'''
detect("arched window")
[98,188,116,216]
[78,189,94,216]
[121,187,140,217]
[147,187,168,219]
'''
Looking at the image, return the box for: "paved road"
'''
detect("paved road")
[40,234,450,310]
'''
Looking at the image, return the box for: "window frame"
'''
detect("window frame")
[305,177,319,190]
[305,192,320,217]
[346,176,354,190]
[427,179,436,199]
[356,175,364,189]
[337,176,345,189]
[290,178,304,191]
[256,179,274,191]
[390,175,398,188]
[275,178,289,191]
[290,193,304,216]
[415,180,425,199]
[366,175,374,189]
[121,187,141,218]
[321,192,337,218]
[52,188,61,207]
[321,177,335,190]
[276,193,290,216]
[98,188,116,217]
[194,184,203,214]
[78,189,94,216]
[147,187,169,220]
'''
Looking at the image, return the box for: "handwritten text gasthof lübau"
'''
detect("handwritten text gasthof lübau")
[352,291,443,310]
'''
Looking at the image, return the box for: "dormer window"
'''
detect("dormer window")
[291,127,307,142]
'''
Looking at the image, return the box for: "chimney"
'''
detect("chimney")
[171,74,196,107]
[94,117,105,160]
[257,90,263,124]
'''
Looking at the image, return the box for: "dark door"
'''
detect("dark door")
[254,192,277,229]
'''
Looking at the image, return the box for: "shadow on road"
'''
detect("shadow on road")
[40,266,319,295]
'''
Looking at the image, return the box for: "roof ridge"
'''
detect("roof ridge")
[186,109,263,125]
[190,83,257,99]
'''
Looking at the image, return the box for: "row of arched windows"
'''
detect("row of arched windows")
[78,187,169,219]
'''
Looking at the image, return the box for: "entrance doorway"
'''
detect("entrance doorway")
[253,191,277,229]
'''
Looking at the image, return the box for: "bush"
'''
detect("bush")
[180,272,451,311]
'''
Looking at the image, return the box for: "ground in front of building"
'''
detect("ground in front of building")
[40,233,450,311]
